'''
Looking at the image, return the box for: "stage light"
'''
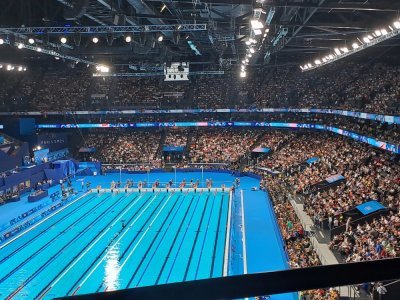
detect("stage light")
[341,47,349,53]
[367,34,373,40]
[245,58,249,63]
[322,58,327,63]
[247,53,252,58]
[240,71,246,78]
[23,67,27,71]
[352,42,359,49]
[125,35,132,43]
[156,33,164,42]
[0,38,4,45]
[7,65,12,71]
[374,30,382,37]
[99,65,110,73]
[381,28,388,35]
[328,54,334,59]
[60,37,67,44]
[28,38,35,44]
[92,37,99,43]
[253,29,262,35]
[18,66,23,71]
[0,65,2,68]
[37,47,42,52]
[17,43,24,49]
[251,20,264,29]
[249,48,255,53]
[307,63,312,68]
[315,59,321,65]
[245,40,251,45]
[363,36,370,43]
[394,21,400,29]
[334,48,341,55]
[241,65,245,70]
[55,56,60,60]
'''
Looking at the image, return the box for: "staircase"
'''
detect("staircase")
[154,130,166,160]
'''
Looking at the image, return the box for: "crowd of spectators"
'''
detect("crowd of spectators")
[329,212,399,263]
[189,129,260,164]
[82,129,162,168]
[273,193,340,299]
[1,60,398,115]
[164,129,189,147]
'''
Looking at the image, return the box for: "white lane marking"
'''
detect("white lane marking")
[76,192,174,290]
[223,191,233,276]
[48,192,148,289]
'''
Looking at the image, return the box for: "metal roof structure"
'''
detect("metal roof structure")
[0,0,399,69]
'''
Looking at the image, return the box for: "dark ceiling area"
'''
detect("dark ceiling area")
[0,0,400,70]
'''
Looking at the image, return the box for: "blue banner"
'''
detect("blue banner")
[252,147,271,153]
[163,146,185,152]
[2,108,399,124]
[356,201,386,215]
[0,136,4,144]
[326,174,345,183]
[306,157,320,164]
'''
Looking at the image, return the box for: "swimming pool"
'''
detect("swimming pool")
[0,190,230,299]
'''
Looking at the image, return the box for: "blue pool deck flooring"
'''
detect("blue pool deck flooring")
[242,189,298,300]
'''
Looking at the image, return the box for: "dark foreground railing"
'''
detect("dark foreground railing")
[57,258,400,300]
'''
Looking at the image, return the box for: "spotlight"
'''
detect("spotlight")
[60,37,67,44]
[381,29,388,35]
[0,65,2,68]
[28,38,35,44]
[240,71,246,78]
[99,65,110,73]
[315,59,321,65]
[17,43,24,49]
[307,63,312,68]
[0,38,4,45]
[352,42,359,49]
[341,47,349,53]
[23,67,27,71]
[334,48,341,55]
[245,58,249,63]
[374,30,382,37]
[328,54,334,59]
[37,47,42,52]
[92,37,99,43]
[248,53,252,58]
[7,65,12,71]
[18,66,23,72]
[125,35,132,43]
[245,40,251,46]
[251,20,263,29]
[363,36,370,43]
[55,56,60,60]
[394,21,400,29]
[249,48,255,54]
[156,33,164,42]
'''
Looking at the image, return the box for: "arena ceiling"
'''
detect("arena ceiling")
[0,0,400,69]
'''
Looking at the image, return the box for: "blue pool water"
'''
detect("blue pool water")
[0,190,230,299]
